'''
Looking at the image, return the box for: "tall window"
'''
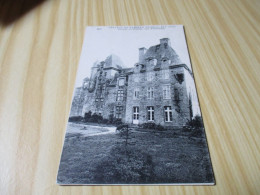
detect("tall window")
[164,106,173,122]
[134,88,140,99]
[161,69,170,79]
[116,106,123,119]
[147,72,154,81]
[147,106,154,121]
[117,90,124,101]
[147,87,154,99]
[133,107,139,120]
[163,85,171,99]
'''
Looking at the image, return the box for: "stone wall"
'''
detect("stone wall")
[125,66,192,127]
[73,39,201,127]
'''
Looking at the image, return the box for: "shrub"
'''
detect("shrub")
[83,112,123,125]
[155,124,165,131]
[116,124,129,131]
[102,118,109,124]
[113,118,123,125]
[84,111,92,122]
[90,113,103,123]
[68,116,83,122]
[183,115,204,137]
[186,115,203,128]
[139,122,165,131]
[108,114,114,124]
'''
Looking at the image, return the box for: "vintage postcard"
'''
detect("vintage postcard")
[57,25,215,185]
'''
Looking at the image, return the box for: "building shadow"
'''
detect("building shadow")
[0,0,48,26]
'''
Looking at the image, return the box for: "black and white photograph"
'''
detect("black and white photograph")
[57,25,215,185]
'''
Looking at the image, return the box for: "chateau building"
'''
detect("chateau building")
[70,38,200,127]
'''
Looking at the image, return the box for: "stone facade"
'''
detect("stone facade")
[70,38,200,127]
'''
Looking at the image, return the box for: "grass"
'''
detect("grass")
[57,124,214,184]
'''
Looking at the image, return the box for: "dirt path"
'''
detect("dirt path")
[66,122,117,137]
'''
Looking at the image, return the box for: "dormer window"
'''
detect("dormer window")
[161,57,171,65]
[118,78,125,86]
[83,82,89,89]
[147,58,157,66]
[134,63,141,73]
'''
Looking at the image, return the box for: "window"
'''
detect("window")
[117,90,124,101]
[164,106,173,122]
[133,107,139,120]
[134,88,140,99]
[148,58,157,66]
[116,106,123,119]
[147,72,154,81]
[83,81,89,89]
[147,87,154,99]
[162,58,170,65]
[161,69,170,80]
[147,106,154,121]
[110,108,114,117]
[118,78,125,86]
[163,85,171,99]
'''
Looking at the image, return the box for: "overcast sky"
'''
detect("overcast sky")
[75,25,192,87]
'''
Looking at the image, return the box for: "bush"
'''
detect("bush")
[108,114,114,124]
[91,113,103,123]
[113,119,123,125]
[83,112,123,125]
[156,124,165,131]
[183,115,204,137]
[102,118,109,124]
[139,122,165,131]
[116,124,129,131]
[84,111,92,122]
[186,115,203,128]
[68,116,83,122]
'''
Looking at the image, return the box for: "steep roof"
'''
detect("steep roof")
[104,54,125,69]
[121,67,133,74]
[92,60,100,68]
[142,44,181,65]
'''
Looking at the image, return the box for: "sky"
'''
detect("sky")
[75,25,192,87]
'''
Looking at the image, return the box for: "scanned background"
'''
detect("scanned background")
[0,0,259,194]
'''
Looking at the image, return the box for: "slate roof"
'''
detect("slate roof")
[140,42,182,66]
[104,54,125,69]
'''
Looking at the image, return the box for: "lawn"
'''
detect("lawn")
[57,124,214,184]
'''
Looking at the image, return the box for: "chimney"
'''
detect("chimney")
[160,38,171,47]
[139,47,147,62]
